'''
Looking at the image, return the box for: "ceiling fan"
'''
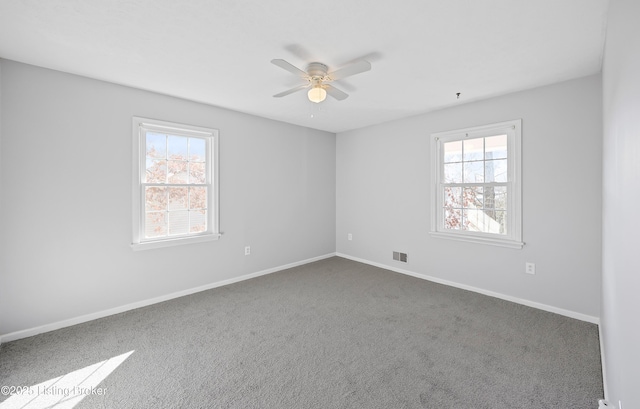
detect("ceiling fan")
[271,58,371,103]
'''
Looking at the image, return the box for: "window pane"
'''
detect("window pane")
[146,159,167,183]
[146,133,166,159]
[190,210,207,233]
[444,163,462,183]
[463,187,483,209]
[444,140,462,163]
[485,159,508,183]
[485,134,507,160]
[495,187,507,210]
[463,161,484,183]
[168,135,188,160]
[463,209,483,232]
[484,187,495,210]
[189,138,206,162]
[444,187,462,208]
[190,187,207,209]
[168,211,189,235]
[167,160,188,184]
[189,162,206,184]
[145,187,167,211]
[145,211,167,237]
[484,208,497,225]
[486,210,507,234]
[485,186,507,210]
[169,187,188,210]
[463,209,507,235]
[463,138,484,161]
[444,208,462,230]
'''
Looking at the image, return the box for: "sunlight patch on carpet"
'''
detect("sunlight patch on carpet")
[0,350,134,409]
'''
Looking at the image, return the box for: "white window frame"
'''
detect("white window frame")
[430,119,523,249]
[131,117,220,251]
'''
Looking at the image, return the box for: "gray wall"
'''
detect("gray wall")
[602,0,640,406]
[0,60,336,336]
[336,75,602,319]
[0,61,3,330]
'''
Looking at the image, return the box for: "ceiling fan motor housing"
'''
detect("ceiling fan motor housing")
[306,62,329,80]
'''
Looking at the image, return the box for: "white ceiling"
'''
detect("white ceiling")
[0,0,609,133]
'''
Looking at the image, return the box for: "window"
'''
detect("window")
[132,117,219,250]
[430,119,522,248]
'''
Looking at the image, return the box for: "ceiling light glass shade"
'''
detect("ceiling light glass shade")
[308,86,327,103]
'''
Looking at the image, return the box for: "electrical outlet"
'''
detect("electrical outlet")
[348,233,353,241]
[525,262,535,275]
[244,246,251,256]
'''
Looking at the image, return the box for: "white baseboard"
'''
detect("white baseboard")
[336,252,600,325]
[0,253,336,344]
[1,252,600,344]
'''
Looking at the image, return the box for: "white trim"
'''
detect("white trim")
[0,253,336,344]
[131,116,220,250]
[131,233,221,251]
[335,253,599,324]
[0,252,599,344]
[429,231,524,249]
[430,119,523,248]
[599,323,609,400]
[136,120,214,137]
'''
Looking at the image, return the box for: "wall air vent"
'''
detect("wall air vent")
[393,251,408,263]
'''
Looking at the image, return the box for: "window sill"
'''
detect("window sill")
[429,231,524,249]
[131,233,221,251]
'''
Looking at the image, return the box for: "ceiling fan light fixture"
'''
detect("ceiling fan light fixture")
[308,86,327,103]
[272,58,370,102]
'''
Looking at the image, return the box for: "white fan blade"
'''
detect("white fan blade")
[328,60,371,81]
[271,59,308,78]
[273,83,310,98]
[325,84,349,101]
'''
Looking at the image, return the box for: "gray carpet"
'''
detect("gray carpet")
[0,257,603,408]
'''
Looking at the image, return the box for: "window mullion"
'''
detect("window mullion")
[443,182,507,188]
[142,183,208,187]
